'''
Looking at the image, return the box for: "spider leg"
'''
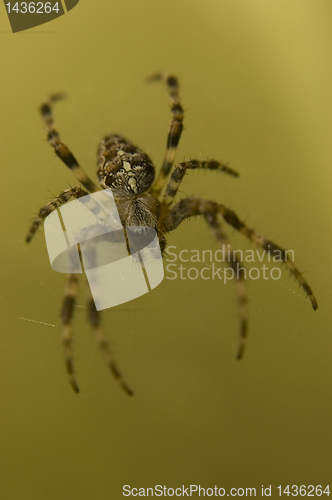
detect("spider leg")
[163,197,318,311]
[204,213,248,358]
[163,159,239,207]
[40,94,99,193]
[163,198,248,358]
[87,287,134,396]
[216,202,318,310]
[61,273,80,393]
[147,74,184,198]
[26,186,88,243]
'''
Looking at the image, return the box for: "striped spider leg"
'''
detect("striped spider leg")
[26,96,133,394]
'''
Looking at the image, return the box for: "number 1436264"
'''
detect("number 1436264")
[5,2,60,13]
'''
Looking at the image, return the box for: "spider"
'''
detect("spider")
[26,74,318,395]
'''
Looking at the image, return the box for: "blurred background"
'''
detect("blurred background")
[0,1,331,498]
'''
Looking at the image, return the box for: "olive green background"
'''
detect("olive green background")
[0,1,331,499]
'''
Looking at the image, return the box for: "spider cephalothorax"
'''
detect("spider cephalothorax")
[27,73,317,395]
